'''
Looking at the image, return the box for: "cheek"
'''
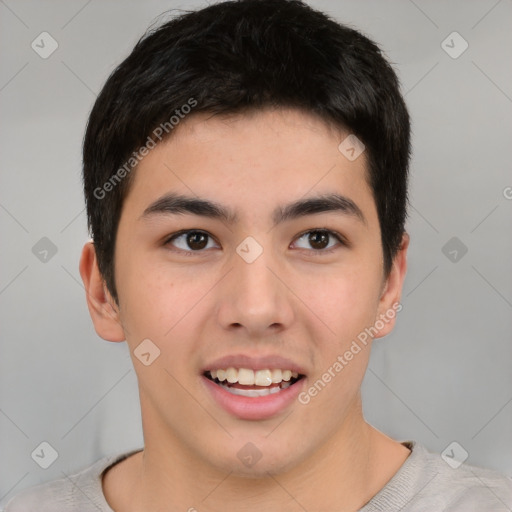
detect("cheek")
[295,271,378,427]
[114,256,175,352]
[116,257,208,371]
[298,264,381,344]
[118,271,200,396]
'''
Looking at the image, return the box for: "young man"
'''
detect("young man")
[5,0,511,510]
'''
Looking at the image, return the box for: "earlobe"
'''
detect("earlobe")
[79,242,125,342]
[374,232,409,339]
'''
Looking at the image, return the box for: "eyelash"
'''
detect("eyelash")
[163,228,347,256]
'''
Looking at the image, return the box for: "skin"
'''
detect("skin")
[80,108,411,512]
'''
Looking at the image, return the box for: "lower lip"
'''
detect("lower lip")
[201,375,306,421]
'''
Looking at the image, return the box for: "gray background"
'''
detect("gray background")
[1,0,511,503]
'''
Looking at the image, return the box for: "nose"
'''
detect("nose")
[215,243,295,336]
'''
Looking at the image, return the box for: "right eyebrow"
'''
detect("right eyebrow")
[141,193,238,224]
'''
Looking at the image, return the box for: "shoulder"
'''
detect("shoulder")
[363,441,512,512]
[1,450,142,512]
[417,443,512,510]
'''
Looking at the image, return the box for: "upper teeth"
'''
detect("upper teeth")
[209,368,299,386]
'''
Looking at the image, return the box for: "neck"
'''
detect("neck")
[105,395,409,511]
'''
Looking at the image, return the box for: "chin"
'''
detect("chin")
[201,438,306,477]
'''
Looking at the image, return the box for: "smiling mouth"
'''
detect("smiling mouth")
[204,368,305,397]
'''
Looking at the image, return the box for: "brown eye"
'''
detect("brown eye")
[308,231,330,249]
[166,230,218,252]
[187,231,209,250]
[293,229,344,252]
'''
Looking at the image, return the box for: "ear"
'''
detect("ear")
[373,232,409,339]
[79,241,125,342]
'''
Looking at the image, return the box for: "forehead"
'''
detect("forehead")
[122,108,377,226]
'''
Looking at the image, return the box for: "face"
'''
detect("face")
[82,108,407,476]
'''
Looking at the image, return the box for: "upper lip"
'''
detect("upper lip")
[202,354,307,375]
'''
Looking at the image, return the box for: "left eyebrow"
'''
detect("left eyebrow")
[141,192,367,227]
[273,194,367,227]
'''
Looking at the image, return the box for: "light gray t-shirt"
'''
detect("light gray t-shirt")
[3,441,512,511]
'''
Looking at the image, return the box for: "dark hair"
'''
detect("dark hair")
[83,0,411,303]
